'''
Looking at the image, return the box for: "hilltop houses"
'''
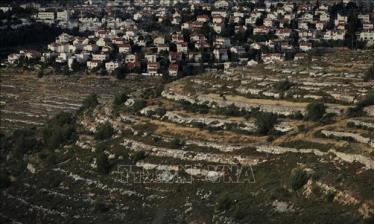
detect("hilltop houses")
[4,0,373,76]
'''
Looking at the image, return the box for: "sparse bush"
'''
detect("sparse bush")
[311,182,321,197]
[133,151,147,163]
[94,198,110,213]
[216,193,232,211]
[130,99,147,113]
[297,124,306,132]
[305,102,326,121]
[290,168,309,191]
[274,79,294,92]
[95,122,114,140]
[171,138,185,149]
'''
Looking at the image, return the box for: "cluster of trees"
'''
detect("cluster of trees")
[0,23,62,49]
[179,100,210,114]
[43,112,77,150]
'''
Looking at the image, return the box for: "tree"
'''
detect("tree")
[305,102,326,121]
[95,122,114,140]
[130,99,147,113]
[255,112,278,135]
[96,152,111,174]
[12,128,39,155]
[80,93,99,112]
[70,60,80,72]
[0,173,11,189]
[113,67,128,80]
[364,65,374,81]
[274,80,294,92]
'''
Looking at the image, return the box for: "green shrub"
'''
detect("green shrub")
[291,111,304,120]
[0,173,11,188]
[80,93,99,112]
[95,122,114,140]
[46,152,59,166]
[305,102,326,121]
[113,92,128,106]
[95,141,110,153]
[113,67,127,80]
[154,107,167,117]
[232,204,247,220]
[311,182,321,197]
[290,168,309,191]
[133,151,147,163]
[357,90,373,108]
[319,112,335,124]
[171,138,185,149]
[324,191,335,202]
[364,65,373,81]
[347,106,365,117]
[281,140,333,152]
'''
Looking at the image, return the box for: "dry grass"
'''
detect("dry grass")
[147,119,267,144]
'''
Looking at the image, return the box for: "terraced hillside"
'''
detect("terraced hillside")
[0,49,373,223]
[0,68,162,134]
